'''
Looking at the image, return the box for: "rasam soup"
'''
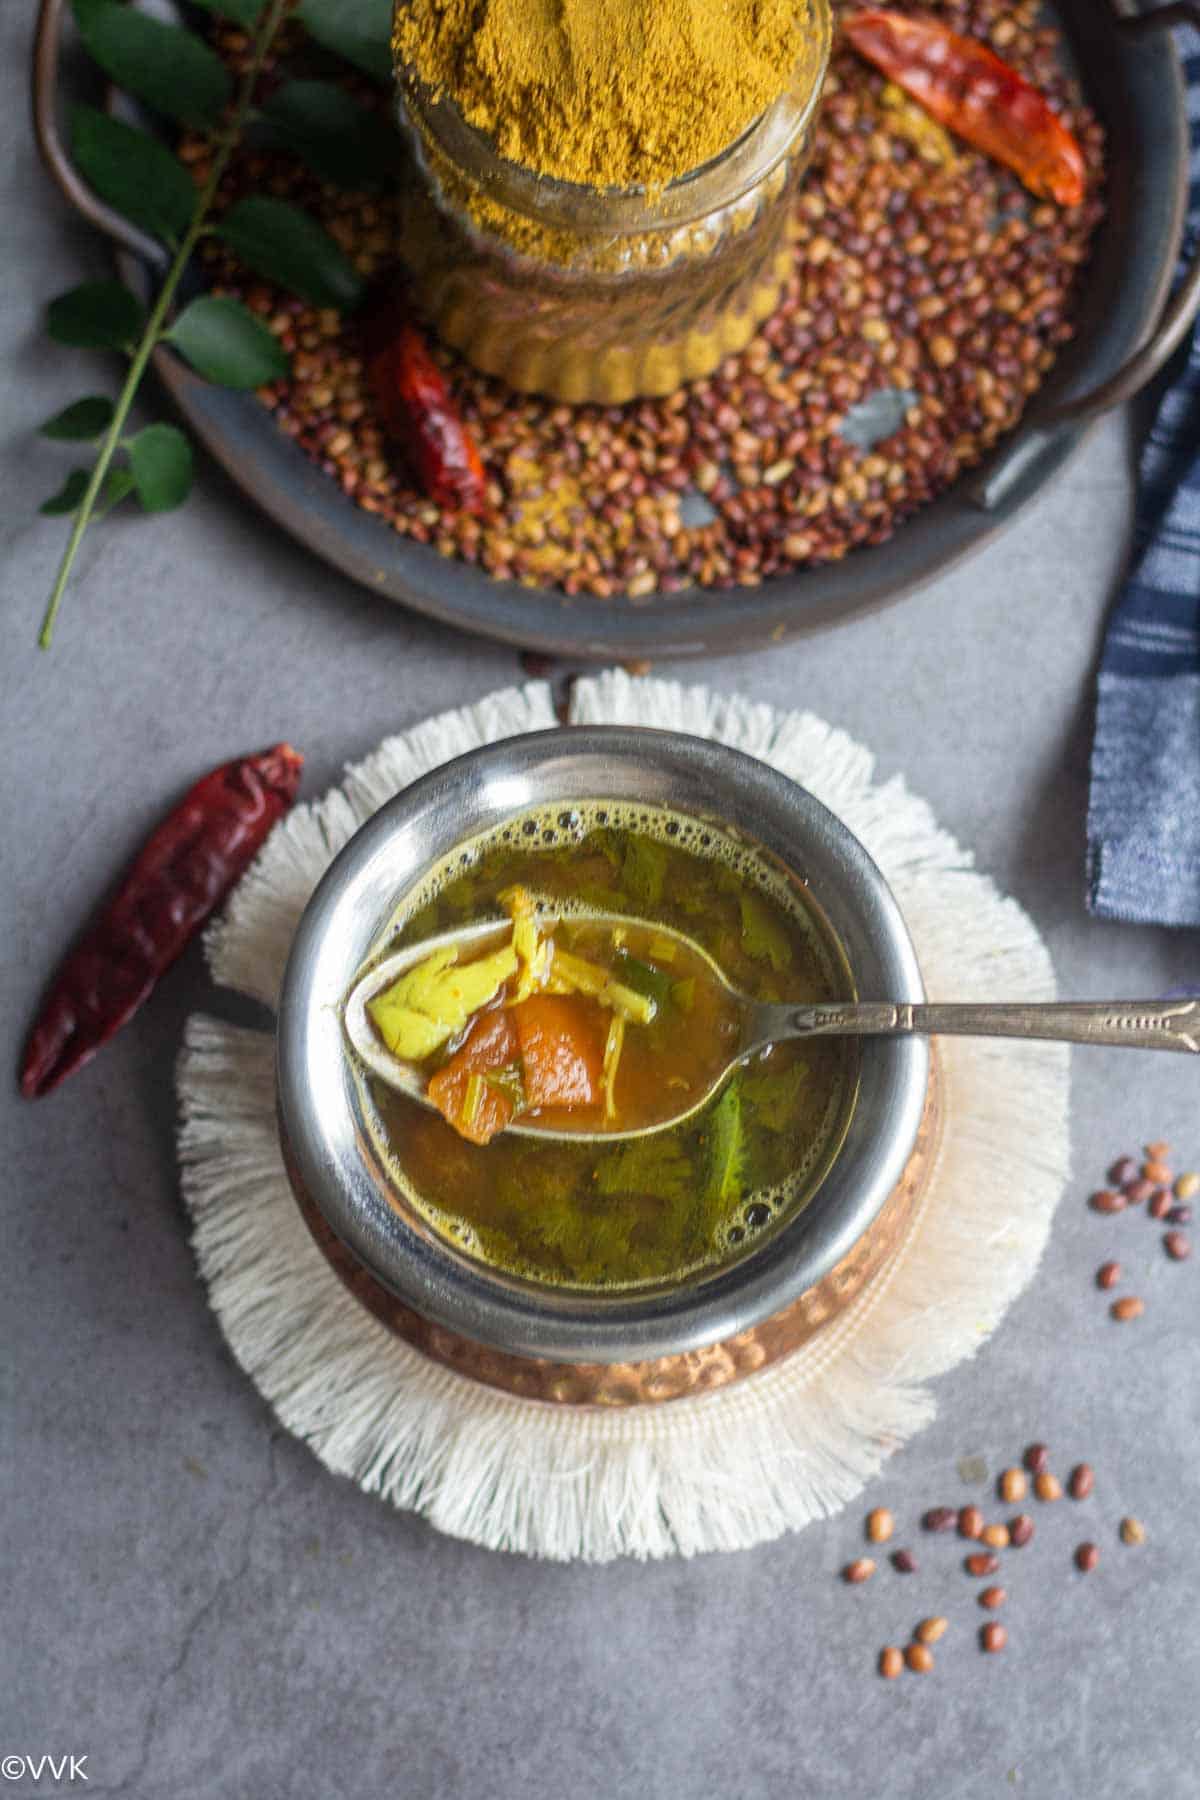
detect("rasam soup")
[352,803,858,1291]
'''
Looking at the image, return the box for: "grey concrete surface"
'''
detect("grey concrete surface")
[4,8,1200,1797]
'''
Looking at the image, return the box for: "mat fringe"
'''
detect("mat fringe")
[177,672,1070,1561]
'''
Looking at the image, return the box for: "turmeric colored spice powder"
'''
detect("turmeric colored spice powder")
[393,0,810,191]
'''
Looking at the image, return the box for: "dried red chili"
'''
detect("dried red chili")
[367,323,487,514]
[19,743,303,1099]
[842,9,1086,207]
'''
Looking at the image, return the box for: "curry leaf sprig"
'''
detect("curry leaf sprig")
[36,0,395,648]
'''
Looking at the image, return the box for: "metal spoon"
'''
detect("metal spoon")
[344,913,1200,1143]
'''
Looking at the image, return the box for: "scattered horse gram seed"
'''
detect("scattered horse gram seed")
[879,1646,904,1680]
[892,1549,918,1574]
[1111,1296,1144,1321]
[998,1468,1026,1504]
[966,1551,1000,1577]
[1075,1542,1099,1573]
[905,1643,934,1674]
[1120,1516,1146,1545]
[958,1504,985,1539]
[1149,1190,1172,1220]
[866,1507,894,1543]
[981,1622,1007,1653]
[1090,1189,1125,1214]
[1108,1156,1138,1186]
[1123,1178,1155,1205]
[1166,1205,1192,1226]
[1174,1172,1200,1201]
[923,1507,957,1532]
[1008,1514,1035,1547]
[979,1586,1006,1609]
[1142,1160,1172,1184]
[1096,1260,1121,1290]
[1068,1463,1094,1500]
[844,1558,876,1583]
[1164,1231,1191,1261]
[982,1523,1010,1550]
[1024,1444,1049,1475]
[1145,1140,1171,1161]
[915,1616,949,1645]
[1035,1472,1063,1501]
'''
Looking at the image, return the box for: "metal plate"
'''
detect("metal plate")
[135,2,1187,657]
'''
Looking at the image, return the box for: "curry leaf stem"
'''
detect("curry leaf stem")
[38,0,290,650]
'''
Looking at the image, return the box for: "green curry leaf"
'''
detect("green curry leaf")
[294,0,394,82]
[46,280,145,352]
[39,464,135,517]
[70,106,197,244]
[258,81,404,189]
[71,0,232,129]
[38,396,115,441]
[94,466,136,517]
[738,890,792,971]
[166,295,289,388]
[594,1137,693,1206]
[127,424,194,512]
[704,1079,746,1208]
[742,1060,809,1131]
[39,470,91,517]
[188,0,268,27]
[621,835,668,908]
[216,196,366,310]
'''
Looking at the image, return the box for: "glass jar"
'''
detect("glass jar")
[392,1,832,405]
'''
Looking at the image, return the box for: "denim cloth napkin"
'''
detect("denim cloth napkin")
[1085,30,1200,926]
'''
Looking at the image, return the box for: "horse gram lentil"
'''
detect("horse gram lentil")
[188,0,1104,608]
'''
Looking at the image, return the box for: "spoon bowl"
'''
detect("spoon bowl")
[345,906,1200,1144]
[343,907,744,1143]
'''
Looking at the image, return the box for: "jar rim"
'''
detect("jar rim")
[394,0,831,237]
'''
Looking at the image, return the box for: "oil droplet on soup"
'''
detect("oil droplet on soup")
[361,804,858,1291]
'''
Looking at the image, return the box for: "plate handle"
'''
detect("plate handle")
[32,0,167,268]
[971,2,1200,509]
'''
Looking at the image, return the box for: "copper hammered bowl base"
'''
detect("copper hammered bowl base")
[292,1062,940,1408]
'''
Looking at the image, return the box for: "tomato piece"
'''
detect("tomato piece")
[511,995,605,1111]
[427,1008,520,1145]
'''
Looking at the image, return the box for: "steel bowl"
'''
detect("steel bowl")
[275,728,930,1379]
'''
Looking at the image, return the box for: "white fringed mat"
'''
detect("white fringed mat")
[177,671,1070,1562]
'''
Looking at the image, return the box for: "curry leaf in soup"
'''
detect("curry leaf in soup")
[739,890,793,971]
[585,828,622,869]
[594,1137,693,1206]
[621,836,668,908]
[610,952,674,1011]
[742,1060,809,1131]
[704,1079,747,1208]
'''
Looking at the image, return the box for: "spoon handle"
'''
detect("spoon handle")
[778,998,1200,1053]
